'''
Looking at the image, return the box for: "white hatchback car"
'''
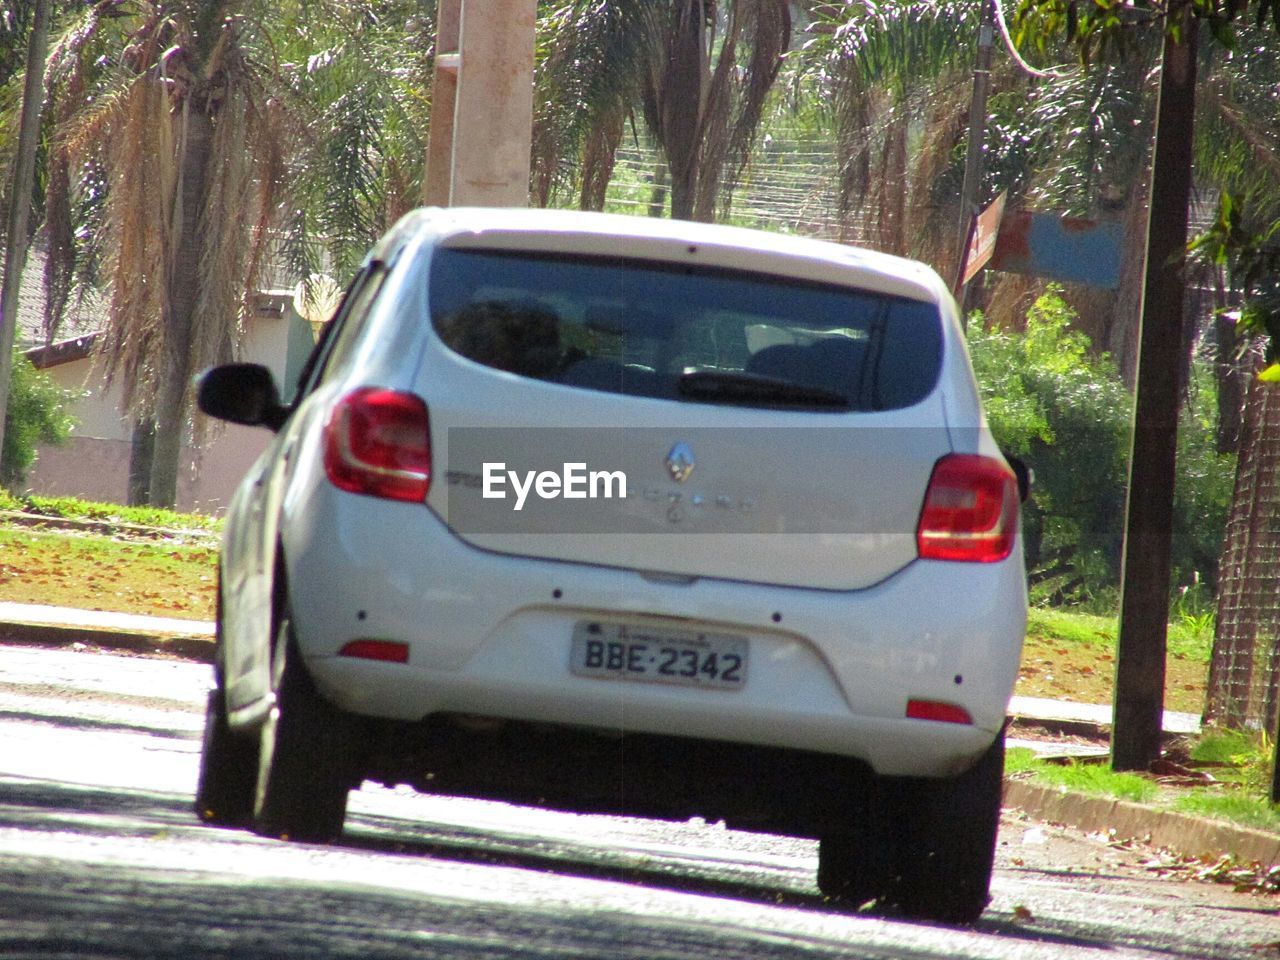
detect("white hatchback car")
[195,207,1026,923]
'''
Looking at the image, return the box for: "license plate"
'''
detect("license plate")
[570,620,748,690]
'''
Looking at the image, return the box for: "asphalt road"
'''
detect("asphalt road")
[1,644,1276,959]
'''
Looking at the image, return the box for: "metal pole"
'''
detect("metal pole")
[954,0,995,322]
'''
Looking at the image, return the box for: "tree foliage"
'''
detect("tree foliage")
[275,0,435,280]
[41,0,293,506]
[1,350,75,489]
[0,1,38,89]
[1014,1,1280,361]
[532,0,791,221]
[969,289,1232,605]
[793,1,977,255]
[1015,0,1280,62]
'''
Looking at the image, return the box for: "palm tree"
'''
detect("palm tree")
[42,0,291,507]
[273,0,436,282]
[39,1,437,506]
[793,1,982,259]
[532,0,792,221]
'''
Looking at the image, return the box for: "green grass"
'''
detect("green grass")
[1026,605,1213,663]
[0,526,217,618]
[1173,793,1280,833]
[1009,733,1280,836]
[1025,607,1116,648]
[1005,746,1041,775]
[1191,728,1267,767]
[1020,606,1210,712]
[1008,745,1159,802]
[1033,759,1160,803]
[0,490,220,532]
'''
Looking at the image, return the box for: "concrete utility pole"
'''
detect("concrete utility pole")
[422,0,461,207]
[1112,13,1199,772]
[423,0,537,208]
[954,0,995,319]
[0,0,52,463]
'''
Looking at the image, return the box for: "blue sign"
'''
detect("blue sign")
[989,211,1123,289]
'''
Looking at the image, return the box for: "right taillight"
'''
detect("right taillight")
[323,388,431,503]
[916,453,1018,563]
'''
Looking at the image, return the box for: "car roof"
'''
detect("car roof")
[380,207,950,307]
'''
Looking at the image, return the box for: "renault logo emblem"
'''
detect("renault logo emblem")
[666,442,695,483]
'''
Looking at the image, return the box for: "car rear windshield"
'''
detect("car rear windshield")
[428,248,944,412]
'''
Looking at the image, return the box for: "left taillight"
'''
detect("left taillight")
[323,388,431,503]
[916,453,1018,563]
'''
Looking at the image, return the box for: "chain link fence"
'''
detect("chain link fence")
[600,128,866,242]
[1206,361,1280,733]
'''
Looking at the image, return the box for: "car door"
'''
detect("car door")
[223,263,388,717]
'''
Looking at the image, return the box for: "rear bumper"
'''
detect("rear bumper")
[285,484,1026,779]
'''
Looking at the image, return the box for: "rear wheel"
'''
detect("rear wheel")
[817,788,894,909]
[252,616,360,843]
[878,725,1007,924]
[193,684,259,827]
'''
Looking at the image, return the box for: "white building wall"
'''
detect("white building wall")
[21,293,313,514]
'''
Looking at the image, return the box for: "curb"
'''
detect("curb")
[1003,778,1280,868]
[0,620,214,663]
[0,509,219,544]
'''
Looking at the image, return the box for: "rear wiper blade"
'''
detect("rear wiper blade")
[677,370,850,409]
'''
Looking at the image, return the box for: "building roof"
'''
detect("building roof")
[13,242,106,350]
[24,333,98,369]
[22,289,298,370]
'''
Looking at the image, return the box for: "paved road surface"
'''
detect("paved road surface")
[1,645,1275,958]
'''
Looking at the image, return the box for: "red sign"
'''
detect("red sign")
[960,191,1007,287]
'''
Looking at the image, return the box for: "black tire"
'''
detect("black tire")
[817,791,895,908]
[878,724,1007,924]
[194,685,259,827]
[252,617,359,843]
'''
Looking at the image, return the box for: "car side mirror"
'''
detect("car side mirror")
[1006,455,1033,503]
[196,363,288,431]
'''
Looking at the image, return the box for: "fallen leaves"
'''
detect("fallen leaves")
[1118,848,1280,894]
[1149,757,1218,786]
[1191,855,1280,894]
[0,526,217,619]
[1015,633,1204,714]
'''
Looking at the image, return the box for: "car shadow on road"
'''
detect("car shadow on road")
[340,808,832,912]
[0,774,198,836]
[0,707,199,742]
[0,777,1262,957]
[339,807,1274,958]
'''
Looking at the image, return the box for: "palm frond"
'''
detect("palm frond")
[532,0,658,207]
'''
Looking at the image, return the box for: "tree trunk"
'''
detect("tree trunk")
[1213,308,1244,458]
[663,1,707,221]
[669,157,699,221]
[578,109,625,212]
[0,0,52,476]
[1112,16,1198,772]
[149,104,215,508]
[128,419,156,506]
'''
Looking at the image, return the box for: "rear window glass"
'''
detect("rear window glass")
[428,248,943,412]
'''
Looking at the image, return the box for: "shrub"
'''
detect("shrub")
[968,288,1234,608]
[1,352,78,489]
